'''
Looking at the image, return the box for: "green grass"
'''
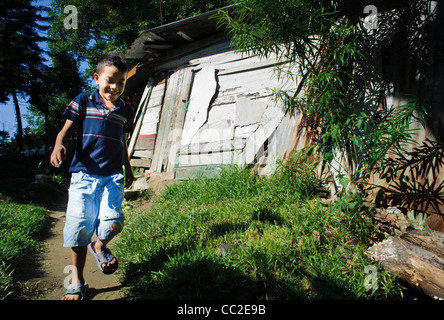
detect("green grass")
[115,161,405,300]
[0,196,50,299]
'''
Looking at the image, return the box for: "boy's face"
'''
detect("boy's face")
[93,65,127,103]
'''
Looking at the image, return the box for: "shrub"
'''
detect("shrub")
[116,165,404,299]
[0,197,50,299]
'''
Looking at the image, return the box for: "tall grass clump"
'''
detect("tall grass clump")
[0,196,50,299]
[116,163,404,300]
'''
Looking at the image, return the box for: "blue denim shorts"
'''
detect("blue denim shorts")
[64,171,125,247]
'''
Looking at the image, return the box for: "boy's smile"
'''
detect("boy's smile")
[94,65,127,106]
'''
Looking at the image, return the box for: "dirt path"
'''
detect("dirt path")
[16,176,175,300]
[16,193,125,300]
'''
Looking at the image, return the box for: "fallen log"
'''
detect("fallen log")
[368,229,444,299]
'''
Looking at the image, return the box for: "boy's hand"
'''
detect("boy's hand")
[124,172,135,189]
[50,119,76,168]
[50,145,67,168]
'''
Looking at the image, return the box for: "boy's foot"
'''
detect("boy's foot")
[89,241,118,274]
[62,282,88,300]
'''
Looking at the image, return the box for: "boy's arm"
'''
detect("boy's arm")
[123,132,135,188]
[50,119,76,168]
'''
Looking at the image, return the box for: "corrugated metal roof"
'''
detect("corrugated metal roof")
[123,6,233,94]
[124,5,233,60]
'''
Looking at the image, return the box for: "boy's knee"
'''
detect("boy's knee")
[98,217,124,240]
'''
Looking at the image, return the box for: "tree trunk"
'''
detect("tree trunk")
[368,229,444,299]
[11,89,23,152]
[44,106,50,161]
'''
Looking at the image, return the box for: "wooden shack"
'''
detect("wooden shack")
[123,6,304,179]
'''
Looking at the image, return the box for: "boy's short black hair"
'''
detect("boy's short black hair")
[96,51,129,74]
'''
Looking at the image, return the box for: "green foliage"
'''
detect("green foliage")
[116,165,404,300]
[0,262,14,300]
[0,0,49,151]
[362,97,429,175]
[49,0,231,75]
[0,197,50,299]
[216,0,431,193]
[271,147,325,201]
[0,0,48,102]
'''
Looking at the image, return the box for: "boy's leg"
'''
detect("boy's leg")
[63,171,99,299]
[91,239,118,273]
[71,246,87,284]
[94,172,125,273]
[62,246,87,300]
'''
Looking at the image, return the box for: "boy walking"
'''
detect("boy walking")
[50,51,135,300]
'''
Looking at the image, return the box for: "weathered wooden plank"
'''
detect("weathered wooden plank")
[151,67,194,172]
[213,90,273,107]
[193,119,235,144]
[146,80,167,106]
[212,67,279,107]
[135,138,155,150]
[190,50,281,76]
[153,34,231,72]
[140,107,162,135]
[133,78,154,122]
[181,66,218,146]
[142,107,161,123]
[133,150,153,159]
[139,121,160,136]
[235,97,267,127]
[178,151,238,167]
[217,56,281,76]
[207,103,236,122]
[212,62,296,108]
[235,124,259,139]
[184,104,236,145]
[179,138,246,155]
[128,78,154,157]
[189,50,248,68]
[235,100,285,166]
[130,158,152,168]
[138,81,166,137]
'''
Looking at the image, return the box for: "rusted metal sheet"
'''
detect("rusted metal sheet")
[367,2,444,216]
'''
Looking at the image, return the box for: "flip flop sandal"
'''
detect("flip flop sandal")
[64,282,88,300]
[88,241,119,275]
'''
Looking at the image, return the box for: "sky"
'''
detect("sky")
[0,0,90,138]
[0,0,51,137]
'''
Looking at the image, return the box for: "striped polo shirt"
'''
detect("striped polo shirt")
[63,89,135,176]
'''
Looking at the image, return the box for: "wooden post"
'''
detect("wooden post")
[128,78,154,158]
[151,68,194,172]
[368,229,444,299]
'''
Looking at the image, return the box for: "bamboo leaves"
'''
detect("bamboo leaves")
[216,0,431,195]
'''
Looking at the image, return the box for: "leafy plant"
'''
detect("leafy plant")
[0,197,50,299]
[215,0,431,196]
[0,262,14,300]
[116,165,405,299]
[272,146,325,201]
